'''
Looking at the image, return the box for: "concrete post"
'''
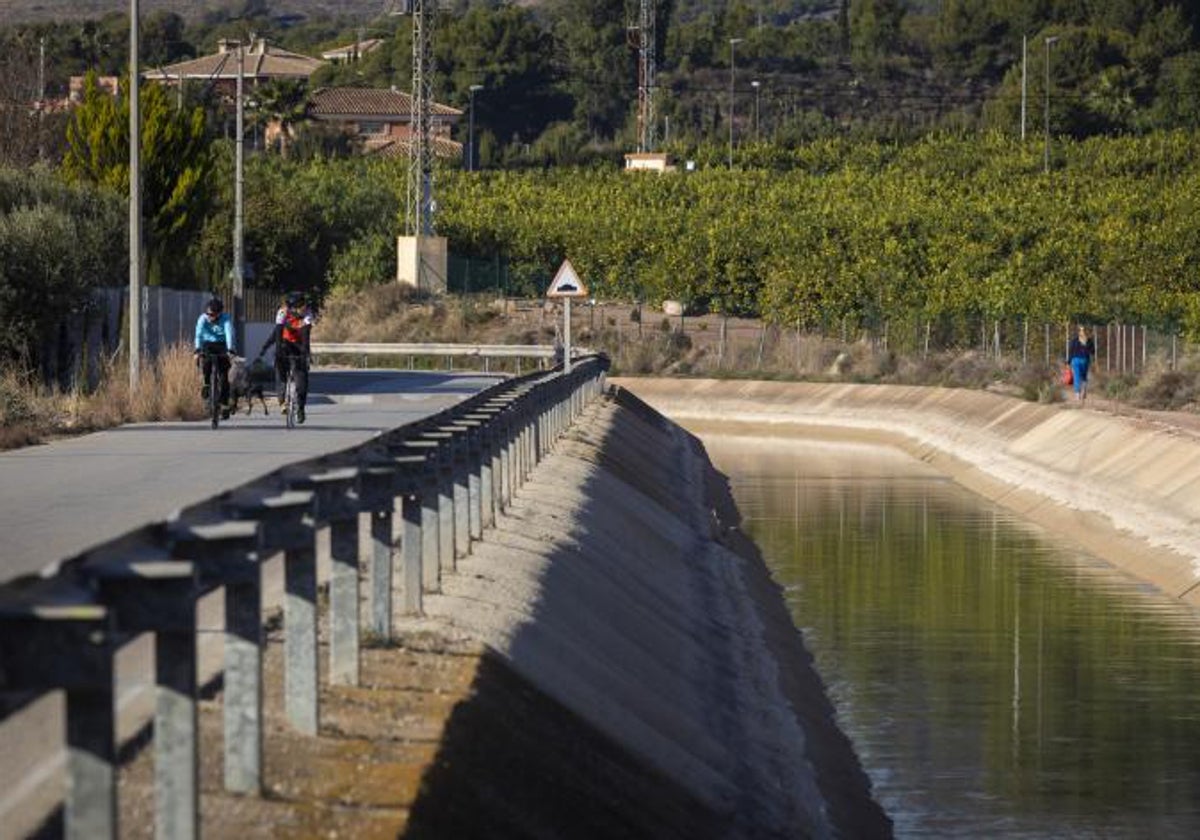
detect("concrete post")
[223,578,261,793]
[66,685,117,840]
[283,467,362,687]
[224,487,319,735]
[154,617,198,840]
[284,538,319,734]
[167,520,261,806]
[358,460,399,642]
[400,491,423,614]
[0,593,117,840]
[465,424,483,542]
[329,514,359,685]
[370,508,392,637]
[448,429,471,558]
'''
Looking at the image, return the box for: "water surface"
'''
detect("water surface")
[706,434,1200,839]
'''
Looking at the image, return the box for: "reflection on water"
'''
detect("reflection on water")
[706,435,1200,839]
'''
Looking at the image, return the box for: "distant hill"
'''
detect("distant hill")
[0,0,378,27]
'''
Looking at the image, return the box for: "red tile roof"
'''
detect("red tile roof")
[144,40,324,81]
[308,87,461,119]
[366,135,463,161]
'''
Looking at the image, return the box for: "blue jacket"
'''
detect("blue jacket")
[195,312,235,353]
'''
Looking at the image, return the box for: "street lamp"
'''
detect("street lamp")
[1044,35,1059,174]
[467,83,483,172]
[751,80,761,140]
[728,37,743,168]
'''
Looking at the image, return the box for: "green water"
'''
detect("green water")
[707,435,1200,839]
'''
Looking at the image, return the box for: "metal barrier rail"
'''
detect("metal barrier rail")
[310,342,558,359]
[0,354,610,839]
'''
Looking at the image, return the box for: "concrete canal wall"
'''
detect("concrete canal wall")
[618,378,1200,608]
[395,386,889,838]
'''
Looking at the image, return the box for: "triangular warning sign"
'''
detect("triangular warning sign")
[546,259,588,298]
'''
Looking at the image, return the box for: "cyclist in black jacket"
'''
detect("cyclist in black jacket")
[259,291,313,423]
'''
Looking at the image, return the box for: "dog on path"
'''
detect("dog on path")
[229,355,269,416]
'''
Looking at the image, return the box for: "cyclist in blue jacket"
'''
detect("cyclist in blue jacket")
[194,296,235,419]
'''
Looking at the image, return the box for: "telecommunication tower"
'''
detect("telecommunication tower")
[404,0,436,237]
[635,0,657,152]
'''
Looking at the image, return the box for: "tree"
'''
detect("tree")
[253,79,309,155]
[436,6,567,147]
[62,73,213,284]
[851,0,906,63]
[549,0,635,140]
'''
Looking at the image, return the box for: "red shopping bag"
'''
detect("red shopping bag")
[1061,363,1073,386]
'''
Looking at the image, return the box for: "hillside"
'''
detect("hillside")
[0,0,374,26]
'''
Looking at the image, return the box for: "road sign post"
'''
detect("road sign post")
[546,260,588,374]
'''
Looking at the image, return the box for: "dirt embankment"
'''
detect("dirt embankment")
[618,377,1200,607]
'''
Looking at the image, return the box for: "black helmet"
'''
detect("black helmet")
[205,296,224,315]
[285,291,306,309]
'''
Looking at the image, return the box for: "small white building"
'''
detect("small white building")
[623,152,675,173]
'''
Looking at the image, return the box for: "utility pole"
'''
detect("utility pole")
[129,0,143,390]
[467,84,483,171]
[751,80,760,140]
[1020,34,1027,141]
[233,42,245,353]
[635,0,657,153]
[1044,35,1059,174]
[37,36,45,162]
[728,38,743,169]
[724,39,744,169]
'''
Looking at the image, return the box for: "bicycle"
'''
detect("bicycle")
[197,348,228,430]
[280,353,301,430]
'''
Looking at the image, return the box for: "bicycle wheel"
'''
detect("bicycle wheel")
[285,367,298,430]
[210,360,221,429]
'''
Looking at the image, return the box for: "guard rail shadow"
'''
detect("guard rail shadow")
[0,354,609,839]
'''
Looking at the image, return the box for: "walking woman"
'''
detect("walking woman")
[1068,325,1096,402]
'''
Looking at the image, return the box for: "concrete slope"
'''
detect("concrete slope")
[402,388,890,838]
[617,378,1200,605]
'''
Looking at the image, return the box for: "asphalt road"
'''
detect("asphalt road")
[0,369,502,585]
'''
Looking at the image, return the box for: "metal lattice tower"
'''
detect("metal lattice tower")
[405,0,436,237]
[636,0,657,153]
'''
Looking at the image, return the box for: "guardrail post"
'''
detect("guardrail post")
[225,488,319,737]
[392,438,443,591]
[450,428,472,557]
[459,421,484,542]
[416,430,456,575]
[0,585,116,840]
[168,521,262,803]
[285,467,362,687]
[358,458,399,641]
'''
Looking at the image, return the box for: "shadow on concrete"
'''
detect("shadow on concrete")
[405,649,725,840]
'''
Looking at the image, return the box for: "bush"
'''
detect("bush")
[0,171,124,366]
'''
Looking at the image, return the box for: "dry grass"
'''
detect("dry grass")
[0,344,205,451]
[317,287,1200,414]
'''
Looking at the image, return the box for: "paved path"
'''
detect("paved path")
[0,369,500,584]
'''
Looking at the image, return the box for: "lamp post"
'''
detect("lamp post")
[467,83,483,172]
[728,37,743,169]
[129,0,142,389]
[1044,35,1059,174]
[751,80,761,140]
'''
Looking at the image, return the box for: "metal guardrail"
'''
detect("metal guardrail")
[0,354,610,839]
[311,342,558,359]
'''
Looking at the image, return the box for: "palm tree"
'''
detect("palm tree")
[253,79,308,155]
